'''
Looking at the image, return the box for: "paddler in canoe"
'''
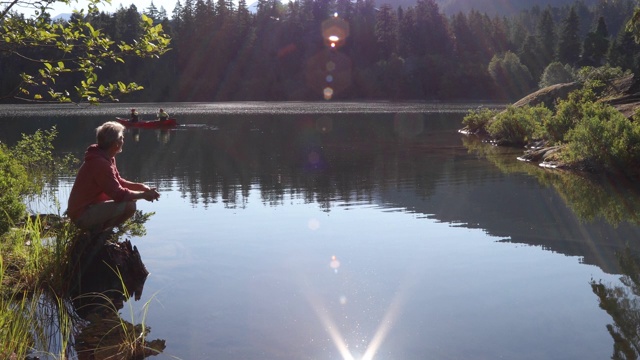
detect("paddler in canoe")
[130,108,139,123]
[157,108,169,121]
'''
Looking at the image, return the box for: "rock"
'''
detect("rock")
[518,145,564,163]
[511,74,640,118]
[512,82,581,110]
[601,73,640,118]
[66,229,149,316]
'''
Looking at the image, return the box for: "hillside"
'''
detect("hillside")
[377,0,599,15]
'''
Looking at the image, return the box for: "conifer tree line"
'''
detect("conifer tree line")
[2,0,639,102]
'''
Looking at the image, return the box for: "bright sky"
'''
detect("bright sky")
[38,0,178,18]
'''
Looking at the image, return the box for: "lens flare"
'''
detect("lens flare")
[322,17,350,49]
[324,87,334,100]
[308,151,321,165]
[306,50,352,99]
[316,115,333,133]
[300,271,414,360]
[308,218,320,230]
[393,113,425,139]
[330,255,340,270]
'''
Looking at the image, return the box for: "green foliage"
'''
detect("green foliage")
[626,7,640,43]
[539,62,576,88]
[0,127,76,235]
[563,101,640,170]
[11,127,60,196]
[1,2,171,103]
[486,105,549,145]
[462,107,498,133]
[0,0,637,102]
[543,87,597,143]
[590,248,640,360]
[536,9,557,64]
[557,6,581,65]
[576,65,629,91]
[582,17,609,66]
[0,122,158,358]
[0,144,29,235]
[0,215,77,360]
[488,51,534,100]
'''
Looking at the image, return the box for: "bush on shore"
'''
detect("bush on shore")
[462,70,640,175]
[563,102,640,171]
[487,104,551,146]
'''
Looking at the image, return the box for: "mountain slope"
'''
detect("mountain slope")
[377,0,599,15]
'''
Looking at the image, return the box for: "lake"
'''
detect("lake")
[1,102,639,360]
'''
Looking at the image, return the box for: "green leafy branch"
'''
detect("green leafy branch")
[1,1,171,103]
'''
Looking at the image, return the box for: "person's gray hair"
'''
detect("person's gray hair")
[96,121,125,149]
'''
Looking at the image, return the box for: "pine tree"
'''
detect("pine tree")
[519,35,544,81]
[536,8,556,65]
[582,16,609,66]
[397,6,415,58]
[375,4,397,61]
[608,28,640,74]
[557,6,581,65]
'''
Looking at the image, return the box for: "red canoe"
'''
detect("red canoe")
[115,117,178,128]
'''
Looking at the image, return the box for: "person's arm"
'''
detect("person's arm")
[120,179,160,201]
[100,159,160,202]
[120,179,149,191]
[127,187,161,202]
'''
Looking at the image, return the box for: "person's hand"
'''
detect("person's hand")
[143,188,161,202]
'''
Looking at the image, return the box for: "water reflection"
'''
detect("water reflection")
[108,113,459,212]
[592,247,640,359]
[463,136,640,226]
[67,223,165,359]
[3,105,640,359]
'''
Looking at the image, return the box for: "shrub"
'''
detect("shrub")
[563,101,640,170]
[539,62,577,88]
[0,144,28,234]
[462,108,498,133]
[544,88,597,143]
[488,51,535,100]
[576,65,629,91]
[0,127,74,235]
[487,105,548,146]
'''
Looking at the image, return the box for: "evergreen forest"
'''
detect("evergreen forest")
[1,0,639,103]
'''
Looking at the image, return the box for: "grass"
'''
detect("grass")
[0,213,166,359]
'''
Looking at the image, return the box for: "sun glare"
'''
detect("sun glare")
[297,255,413,360]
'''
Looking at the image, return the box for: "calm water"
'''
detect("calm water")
[1,102,639,360]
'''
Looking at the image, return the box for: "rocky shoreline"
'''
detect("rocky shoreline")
[461,74,640,171]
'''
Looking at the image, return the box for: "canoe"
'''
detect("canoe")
[115,117,178,128]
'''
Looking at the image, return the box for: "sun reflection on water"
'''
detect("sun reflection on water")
[297,254,411,360]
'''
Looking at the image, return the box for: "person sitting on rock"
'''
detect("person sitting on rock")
[67,121,160,232]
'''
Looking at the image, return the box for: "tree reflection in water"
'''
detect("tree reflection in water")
[67,212,166,360]
[463,136,640,226]
[464,136,640,359]
[592,248,640,360]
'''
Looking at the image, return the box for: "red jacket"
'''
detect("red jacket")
[67,144,134,220]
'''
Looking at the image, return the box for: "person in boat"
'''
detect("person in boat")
[67,121,160,232]
[157,108,169,121]
[130,108,139,123]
